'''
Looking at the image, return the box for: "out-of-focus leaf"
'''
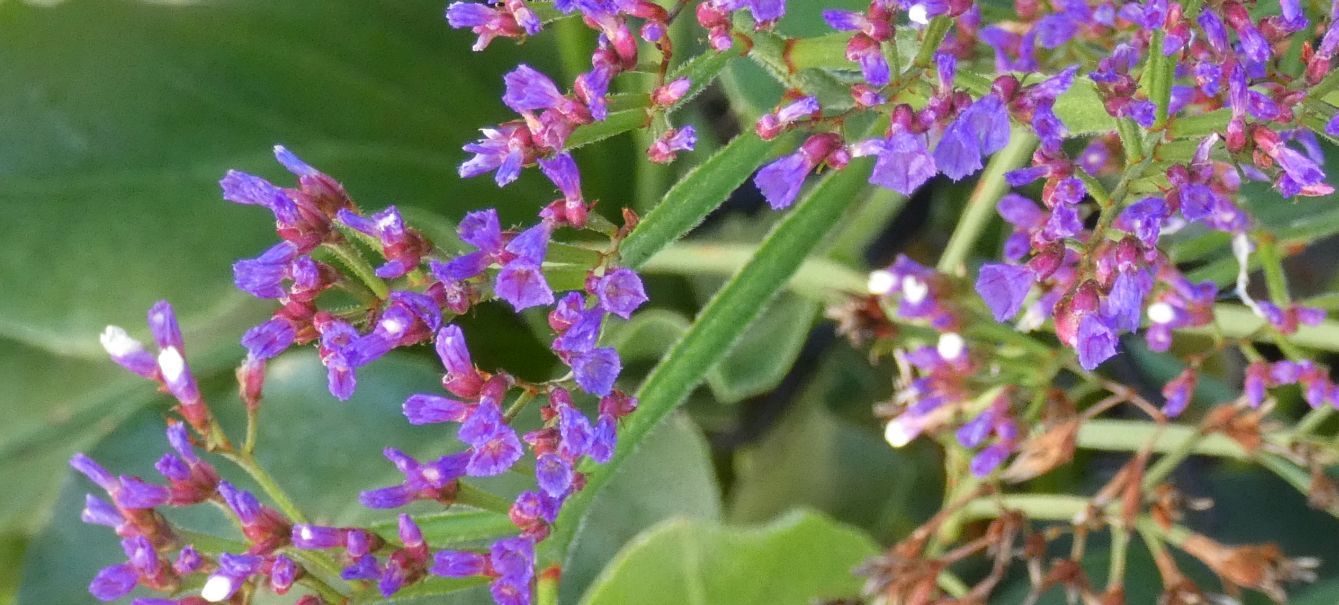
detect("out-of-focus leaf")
[0,0,572,357]
[729,398,920,535]
[578,509,877,605]
[0,535,23,605]
[603,308,691,362]
[707,294,819,404]
[560,414,722,604]
[729,348,929,540]
[0,339,237,534]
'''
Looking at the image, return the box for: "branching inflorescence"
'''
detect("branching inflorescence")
[71,0,1339,603]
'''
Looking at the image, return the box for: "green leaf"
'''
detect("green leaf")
[0,0,571,357]
[706,294,819,403]
[559,414,722,603]
[550,154,875,561]
[578,510,878,605]
[619,132,798,268]
[0,340,244,534]
[603,308,692,362]
[0,535,23,605]
[728,356,926,539]
[1052,79,1120,138]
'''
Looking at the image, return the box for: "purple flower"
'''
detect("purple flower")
[458,402,524,476]
[81,495,124,529]
[219,170,300,226]
[956,408,996,448]
[535,453,573,497]
[336,206,426,279]
[89,562,138,601]
[932,122,983,181]
[1103,270,1150,333]
[233,241,300,299]
[975,264,1035,322]
[201,553,264,602]
[342,554,383,581]
[557,401,594,459]
[360,448,471,508]
[174,545,203,575]
[858,130,937,196]
[553,306,604,353]
[647,126,698,163]
[571,347,621,396]
[271,555,299,594]
[99,326,157,379]
[1162,369,1197,418]
[538,153,584,206]
[755,150,811,209]
[496,261,555,311]
[431,550,487,577]
[490,537,536,581]
[241,319,295,361]
[1115,197,1168,247]
[1075,314,1118,370]
[592,268,647,318]
[292,524,347,549]
[506,221,553,263]
[503,65,568,113]
[847,34,890,87]
[317,318,363,400]
[970,444,1011,476]
[403,394,471,425]
[461,124,530,186]
[589,414,617,463]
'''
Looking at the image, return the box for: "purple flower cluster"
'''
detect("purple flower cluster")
[960,0,1339,386]
[82,115,650,604]
[451,0,699,207]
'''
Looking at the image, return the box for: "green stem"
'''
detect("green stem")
[937,129,1038,273]
[1203,304,1339,352]
[1294,406,1334,438]
[1147,30,1174,130]
[1255,233,1291,304]
[1116,118,1145,163]
[1140,427,1205,490]
[619,132,797,268]
[549,158,876,563]
[961,494,1089,521]
[1108,525,1130,591]
[243,407,258,456]
[221,452,309,524]
[914,18,953,68]
[322,242,390,300]
[455,483,515,515]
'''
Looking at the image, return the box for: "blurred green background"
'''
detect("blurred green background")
[4,1,1339,604]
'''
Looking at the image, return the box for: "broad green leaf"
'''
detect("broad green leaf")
[707,294,819,403]
[578,510,878,605]
[0,535,23,605]
[559,414,722,604]
[0,0,574,357]
[729,367,924,539]
[550,155,876,561]
[0,340,242,534]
